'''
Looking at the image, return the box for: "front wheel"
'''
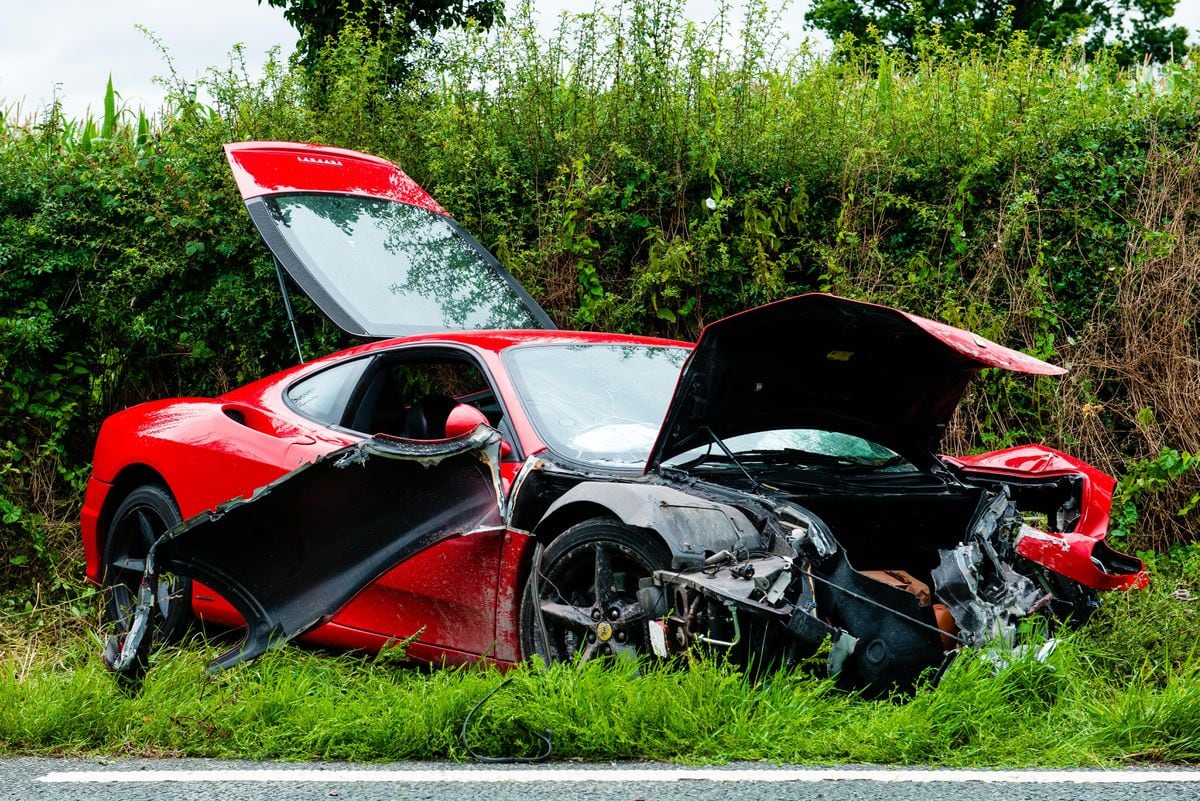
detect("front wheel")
[102,484,192,643]
[520,518,670,663]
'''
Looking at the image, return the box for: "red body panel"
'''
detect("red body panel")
[84,397,345,582]
[1014,528,1148,590]
[193,530,529,662]
[224,141,448,215]
[711,294,1066,376]
[950,445,1114,538]
[80,476,111,583]
[897,313,1066,376]
[494,530,537,662]
[326,531,507,652]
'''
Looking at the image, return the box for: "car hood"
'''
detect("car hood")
[646,294,1065,469]
[225,141,554,338]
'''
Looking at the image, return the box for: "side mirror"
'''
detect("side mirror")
[444,404,512,457]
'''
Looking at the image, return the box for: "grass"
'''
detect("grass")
[3,552,1199,764]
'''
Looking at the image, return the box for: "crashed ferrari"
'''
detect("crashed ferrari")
[85,141,1147,693]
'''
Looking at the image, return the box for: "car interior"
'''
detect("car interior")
[345,355,506,442]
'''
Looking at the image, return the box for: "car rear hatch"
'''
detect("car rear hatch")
[225,141,554,337]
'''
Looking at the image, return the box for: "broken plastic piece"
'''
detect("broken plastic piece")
[648,620,669,658]
[827,631,859,676]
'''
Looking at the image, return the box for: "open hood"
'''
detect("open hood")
[225,141,554,338]
[647,294,1065,469]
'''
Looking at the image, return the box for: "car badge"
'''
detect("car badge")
[296,156,344,166]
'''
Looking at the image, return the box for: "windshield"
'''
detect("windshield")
[665,429,914,472]
[504,344,690,468]
[259,193,551,336]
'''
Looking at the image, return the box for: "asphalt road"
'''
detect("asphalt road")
[7,759,1200,801]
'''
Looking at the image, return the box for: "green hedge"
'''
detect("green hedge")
[3,0,1200,596]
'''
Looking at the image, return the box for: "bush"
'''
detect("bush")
[3,0,1200,599]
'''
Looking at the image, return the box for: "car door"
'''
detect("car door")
[320,347,522,660]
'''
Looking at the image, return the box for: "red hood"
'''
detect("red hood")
[647,294,1064,469]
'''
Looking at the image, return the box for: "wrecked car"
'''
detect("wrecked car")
[84,141,1147,692]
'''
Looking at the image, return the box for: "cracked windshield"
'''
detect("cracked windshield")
[667,429,913,473]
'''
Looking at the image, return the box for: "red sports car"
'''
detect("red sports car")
[86,142,1147,693]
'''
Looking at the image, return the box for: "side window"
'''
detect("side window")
[286,357,372,425]
[391,361,489,401]
[348,354,505,440]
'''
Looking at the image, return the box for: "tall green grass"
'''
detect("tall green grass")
[3,553,1200,763]
[9,74,152,153]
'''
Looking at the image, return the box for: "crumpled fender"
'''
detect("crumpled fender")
[535,481,759,568]
[1015,526,1149,590]
[949,443,1116,539]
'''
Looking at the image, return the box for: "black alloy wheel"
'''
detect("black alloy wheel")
[102,484,192,641]
[521,517,669,662]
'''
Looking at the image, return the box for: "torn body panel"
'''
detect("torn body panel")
[950,445,1148,591]
[105,427,504,676]
[1014,527,1149,591]
[930,490,1048,647]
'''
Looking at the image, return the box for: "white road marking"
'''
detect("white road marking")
[35,768,1200,784]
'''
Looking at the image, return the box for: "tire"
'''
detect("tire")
[102,484,192,643]
[520,517,670,663]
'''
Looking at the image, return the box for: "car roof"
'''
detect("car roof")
[219,328,692,411]
[326,328,692,360]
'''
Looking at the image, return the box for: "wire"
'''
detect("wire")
[459,676,553,763]
[461,542,554,763]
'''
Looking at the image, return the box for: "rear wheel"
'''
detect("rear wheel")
[102,485,192,642]
[521,518,669,663]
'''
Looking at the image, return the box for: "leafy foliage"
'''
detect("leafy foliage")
[805,0,1190,65]
[257,0,503,84]
[2,0,1200,598]
[1111,449,1200,541]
